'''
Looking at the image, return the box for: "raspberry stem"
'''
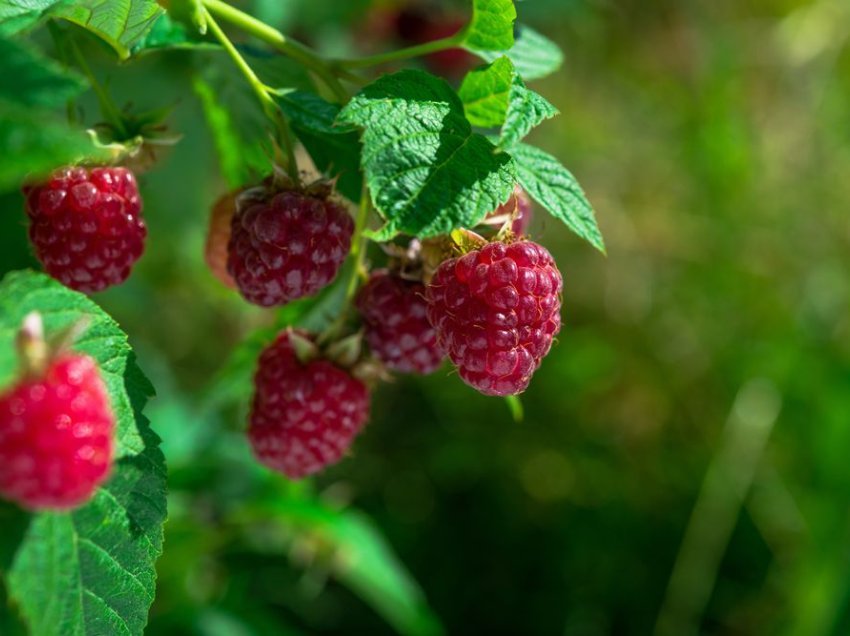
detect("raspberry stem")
[334,32,467,70]
[201,0,351,103]
[201,6,299,182]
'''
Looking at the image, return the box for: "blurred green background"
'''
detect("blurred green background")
[3,0,850,634]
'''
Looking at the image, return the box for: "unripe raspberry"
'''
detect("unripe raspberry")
[0,353,115,510]
[248,331,370,479]
[205,191,238,288]
[227,185,354,307]
[426,240,562,396]
[356,270,443,374]
[23,166,146,293]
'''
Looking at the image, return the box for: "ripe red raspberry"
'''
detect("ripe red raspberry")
[227,186,354,307]
[248,331,370,479]
[205,190,238,289]
[356,270,443,374]
[483,186,533,235]
[23,166,146,293]
[0,354,115,510]
[426,241,562,396]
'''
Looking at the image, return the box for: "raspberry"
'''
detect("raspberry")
[227,186,354,307]
[205,190,238,288]
[356,270,443,374]
[23,166,146,293]
[0,354,115,510]
[483,186,533,235]
[426,240,562,396]
[248,331,370,479]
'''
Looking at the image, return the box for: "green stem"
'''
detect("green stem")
[319,181,371,344]
[336,32,466,70]
[202,7,299,182]
[202,0,349,103]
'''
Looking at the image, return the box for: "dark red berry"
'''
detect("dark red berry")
[24,166,146,293]
[426,241,562,396]
[248,331,370,479]
[227,187,354,307]
[356,270,443,374]
[483,186,533,235]
[0,354,114,510]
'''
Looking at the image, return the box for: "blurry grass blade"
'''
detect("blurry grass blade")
[253,494,444,636]
[655,379,782,636]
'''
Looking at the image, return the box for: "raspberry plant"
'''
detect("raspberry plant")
[0,0,603,634]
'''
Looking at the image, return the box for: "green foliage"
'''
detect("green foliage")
[0,36,85,108]
[339,70,516,240]
[511,142,604,252]
[0,102,108,192]
[0,271,166,636]
[0,0,65,36]
[459,0,516,52]
[475,24,563,81]
[252,489,444,636]
[459,56,558,148]
[50,0,163,58]
[458,56,514,128]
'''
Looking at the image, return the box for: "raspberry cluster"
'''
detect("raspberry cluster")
[426,240,562,396]
[356,270,443,374]
[0,353,115,510]
[24,167,146,293]
[227,187,354,307]
[248,331,370,479]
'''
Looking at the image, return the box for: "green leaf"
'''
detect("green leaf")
[255,491,444,636]
[511,142,605,252]
[458,56,558,146]
[499,76,558,149]
[0,36,86,108]
[0,0,67,36]
[276,91,362,201]
[0,270,166,636]
[475,23,563,81]
[338,70,516,240]
[458,56,514,128]
[0,100,110,192]
[50,0,163,59]
[460,0,516,52]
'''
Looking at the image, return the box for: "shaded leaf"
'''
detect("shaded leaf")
[499,76,558,149]
[276,91,362,201]
[0,100,109,192]
[511,142,604,252]
[0,0,67,36]
[0,35,86,108]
